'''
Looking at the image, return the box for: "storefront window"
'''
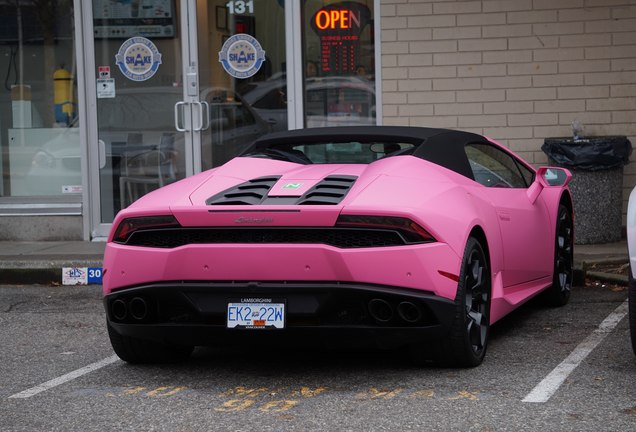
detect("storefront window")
[0,0,79,197]
[302,0,375,128]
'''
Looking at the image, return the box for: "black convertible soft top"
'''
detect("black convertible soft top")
[243,126,493,180]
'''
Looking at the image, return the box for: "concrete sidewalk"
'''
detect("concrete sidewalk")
[0,241,105,285]
[0,239,629,286]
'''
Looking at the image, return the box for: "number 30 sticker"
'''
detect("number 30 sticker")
[88,267,103,284]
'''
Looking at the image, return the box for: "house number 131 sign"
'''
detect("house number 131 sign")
[226,0,254,14]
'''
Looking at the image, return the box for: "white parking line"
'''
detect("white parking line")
[522,299,628,403]
[8,355,119,399]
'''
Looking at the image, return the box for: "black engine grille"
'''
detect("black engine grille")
[206,175,358,206]
[124,227,408,249]
[206,176,280,205]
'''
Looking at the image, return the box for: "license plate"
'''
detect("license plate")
[227,298,285,329]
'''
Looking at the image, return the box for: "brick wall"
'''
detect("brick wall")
[380,0,636,225]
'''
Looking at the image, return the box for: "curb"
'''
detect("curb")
[586,271,629,286]
[574,256,629,287]
[0,260,103,285]
[0,268,65,285]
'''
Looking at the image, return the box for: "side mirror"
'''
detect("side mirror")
[536,166,572,187]
[527,167,572,204]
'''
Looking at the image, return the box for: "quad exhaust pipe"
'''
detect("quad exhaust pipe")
[368,299,424,324]
[397,301,422,323]
[129,297,148,321]
[111,297,149,322]
[368,299,393,322]
[111,299,127,321]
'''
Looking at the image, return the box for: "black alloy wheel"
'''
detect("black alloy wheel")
[628,268,636,356]
[544,204,573,306]
[433,236,491,367]
[464,243,490,358]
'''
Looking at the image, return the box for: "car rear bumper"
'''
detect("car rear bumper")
[105,281,456,349]
[103,242,462,301]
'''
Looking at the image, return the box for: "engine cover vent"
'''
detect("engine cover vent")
[206,175,358,206]
[206,176,281,205]
[296,176,358,205]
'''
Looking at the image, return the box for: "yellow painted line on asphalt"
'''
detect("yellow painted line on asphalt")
[213,386,327,413]
[258,400,298,412]
[450,390,479,401]
[522,299,628,403]
[355,388,402,400]
[294,386,327,397]
[214,399,256,412]
[8,355,119,399]
[146,386,187,397]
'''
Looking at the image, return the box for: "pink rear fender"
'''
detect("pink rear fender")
[337,162,502,262]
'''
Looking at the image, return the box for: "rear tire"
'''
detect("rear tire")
[432,237,491,367]
[107,321,193,364]
[543,204,573,307]
[629,269,636,356]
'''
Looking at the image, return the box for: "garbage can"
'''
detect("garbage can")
[542,136,632,244]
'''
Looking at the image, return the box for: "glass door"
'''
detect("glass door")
[195,0,287,170]
[90,0,191,230]
[88,0,288,238]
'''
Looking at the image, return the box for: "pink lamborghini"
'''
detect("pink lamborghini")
[103,126,574,367]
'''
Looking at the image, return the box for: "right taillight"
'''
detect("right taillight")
[335,215,436,244]
[112,215,180,244]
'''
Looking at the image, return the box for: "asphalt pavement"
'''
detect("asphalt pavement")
[1,241,633,431]
[1,277,634,430]
[0,239,629,286]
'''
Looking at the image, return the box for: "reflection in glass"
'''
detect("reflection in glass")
[96,89,185,214]
[0,0,77,197]
[199,0,286,169]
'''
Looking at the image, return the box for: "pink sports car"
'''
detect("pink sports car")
[103,126,574,367]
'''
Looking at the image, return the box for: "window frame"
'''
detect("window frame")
[465,143,535,189]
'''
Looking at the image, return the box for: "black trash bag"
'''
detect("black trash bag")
[542,136,632,171]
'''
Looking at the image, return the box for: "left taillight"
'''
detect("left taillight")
[112,215,180,244]
[335,215,436,244]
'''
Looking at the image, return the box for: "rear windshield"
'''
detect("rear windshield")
[243,141,416,164]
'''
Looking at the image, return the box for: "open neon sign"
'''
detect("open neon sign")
[311,2,370,36]
[314,9,362,30]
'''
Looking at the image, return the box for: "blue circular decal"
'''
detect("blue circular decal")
[115,37,162,82]
[218,34,266,79]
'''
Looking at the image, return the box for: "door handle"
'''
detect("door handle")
[191,101,204,132]
[98,139,106,169]
[200,101,210,131]
[174,101,187,132]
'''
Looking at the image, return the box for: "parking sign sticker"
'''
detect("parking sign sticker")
[62,267,87,285]
[62,267,103,285]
